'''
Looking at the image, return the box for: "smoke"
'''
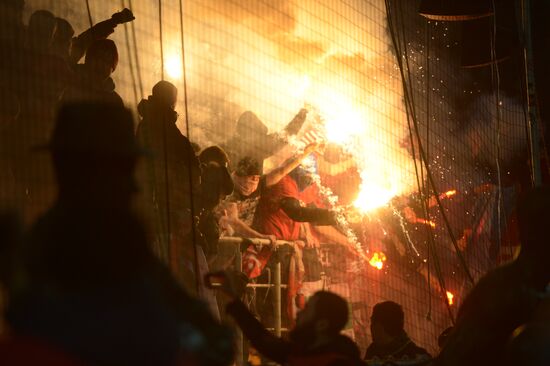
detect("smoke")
[183,0,418,198]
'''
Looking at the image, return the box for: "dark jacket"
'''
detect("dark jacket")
[62,64,123,106]
[7,203,233,366]
[227,299,363,366]
[136,97,200,261]
[365,332,431,362]
[435,260,545,366]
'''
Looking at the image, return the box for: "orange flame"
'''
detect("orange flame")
[416,218,436,228]
[369,252,387,270]
[446,291,454,305]
[444,190,457,198]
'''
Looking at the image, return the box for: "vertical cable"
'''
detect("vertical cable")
[85,0,93,27]
[121,0,139,106]
[128,0,144,98]
[425,20,432,321]
[158,0,165,81]
[157,0,172,265]
[179,0,201,293]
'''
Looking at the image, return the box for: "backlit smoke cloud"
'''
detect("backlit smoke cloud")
[183,0,419,208]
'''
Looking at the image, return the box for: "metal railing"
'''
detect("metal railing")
[217,236,294,366]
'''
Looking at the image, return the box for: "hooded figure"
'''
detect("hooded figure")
[136,81,201,263]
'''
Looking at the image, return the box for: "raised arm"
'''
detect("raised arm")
[280,197,337,226]
[265,143,318,187]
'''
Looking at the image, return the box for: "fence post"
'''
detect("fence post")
[274,260,282,337]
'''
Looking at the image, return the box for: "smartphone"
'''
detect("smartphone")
[204,272,226,288]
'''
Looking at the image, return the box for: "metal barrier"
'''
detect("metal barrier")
[217,236,293,366]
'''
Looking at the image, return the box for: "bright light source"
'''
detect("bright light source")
[368,252,387,270]
[446,291,454,305]
[165,54,182,79]
[354,183,395,213]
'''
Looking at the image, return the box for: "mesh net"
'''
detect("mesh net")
[0,0,530,358]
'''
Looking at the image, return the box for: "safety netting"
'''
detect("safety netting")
[0,0,531,358]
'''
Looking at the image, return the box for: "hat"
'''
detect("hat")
[36,102,144,158]
[235,156,262,176]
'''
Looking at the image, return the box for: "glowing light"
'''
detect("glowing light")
[416,218,436,228]
[354,183,395,213]
[165,54,182,79]
[444,190,457,197]
[368,252,387,270]
[446,291,454,305]
[323,108,364,144]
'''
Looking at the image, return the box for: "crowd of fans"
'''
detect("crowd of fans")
[0,1,549,365]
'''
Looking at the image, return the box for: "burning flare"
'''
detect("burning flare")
[444,190,457,197]
[446,291,454,306]
[369,252,387,270]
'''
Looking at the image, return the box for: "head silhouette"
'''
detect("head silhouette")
[27,10,57,51]
[199,146,229,167]
[292,291,349,342]
[46,102,141,210]
[85,39,119,80]
[152,80,178,110]
[370,301,405,345]
[52,17,74,59]
[516,186,550,278]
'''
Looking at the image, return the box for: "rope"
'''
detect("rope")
[179,0,201,294]
[121,0,139,106]
[386,0,470,322]
[128,0,144,97]
[388,0,474,287]
[158,0,165,80]
[85,0,93,27]
[489,0,506,262]
[425,20,432,321]
[157,0,173,266]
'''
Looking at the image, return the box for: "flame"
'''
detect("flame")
[368,252,387,270]
[354,183,396,213]
[444,190,457,197]
[416,218,436,228]
[446,291,454,305]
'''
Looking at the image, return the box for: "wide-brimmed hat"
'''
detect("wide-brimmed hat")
[35,102,145,158]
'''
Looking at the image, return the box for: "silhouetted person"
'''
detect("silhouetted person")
[222,108,308,172]
[52,17,74,63]
[218,272,362,366]
[365,301,431,362]
[63,39,123,105]
[26,10,56,52]
[436,186,550,366]
[70,8,135,65]
[136,80,201,263]
[0,0,25,47]
[198,145,230,167]
[6,102,234,366]
[504,324,550,366]
[53,9,135,66]
[196,160,233,259]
